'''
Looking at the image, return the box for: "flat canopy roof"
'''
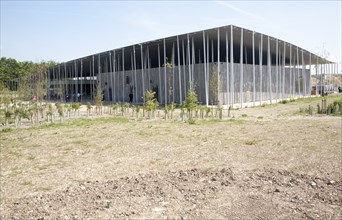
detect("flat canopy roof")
[60,24,333,66]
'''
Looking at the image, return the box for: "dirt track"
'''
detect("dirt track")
[3,168,342,219]
[1,95,342,219]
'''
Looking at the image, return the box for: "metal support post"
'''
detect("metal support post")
[282,43,286,98]
[267,36,272,103]
[240,28,243,108]
[259,34,263,104]
[133,46,137,103]
[203,31,208,106]
[226,30,229,106]
[276,39,278,101]
[252,31,255,105]
[163,39,167,104]
[289,45,292,97]
[80,59,83,103]
[157,44,161,103]
[109,52,113,102]
[177,36,182,103]
[122,48,125,102]
[217,28,220,105]
[182,39,186,98]
[187,34,191,87]
[230,26,234,105]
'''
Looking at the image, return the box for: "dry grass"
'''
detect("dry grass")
[0,94,341,203]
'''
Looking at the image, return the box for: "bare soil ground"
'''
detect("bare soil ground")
[1,95,341,219]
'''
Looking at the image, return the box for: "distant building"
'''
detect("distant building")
[47,25,336,106]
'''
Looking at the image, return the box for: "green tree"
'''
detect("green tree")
[185,85,198,119]
[144,90,159,118]
[94,81,103,115]
[209,66,219,105]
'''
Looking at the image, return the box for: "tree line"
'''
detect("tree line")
[0,57,57,89]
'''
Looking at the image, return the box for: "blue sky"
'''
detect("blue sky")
[1,0,341,64]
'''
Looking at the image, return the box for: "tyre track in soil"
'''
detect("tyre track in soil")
[3,168,341,219]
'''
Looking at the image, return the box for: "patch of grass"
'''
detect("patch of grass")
[8,150,23,158]
[138,130,153,136]
[199,119,245,125]
[245,140,257,145]
[27,155,35,160]
[1,128,13,133]
[31,116,130,131]
[257,116,263,119]
[35,186,52,192]
[241,114,248,117]
[294,96,325,103]
[21,180,33,186]
[70,140,88,146]
[226,119,245,124]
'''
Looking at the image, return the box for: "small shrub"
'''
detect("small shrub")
[241,114,248,117]
[280,99,289,104]
[188,118,196,125]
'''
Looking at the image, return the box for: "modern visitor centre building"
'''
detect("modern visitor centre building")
[47,25,337,107]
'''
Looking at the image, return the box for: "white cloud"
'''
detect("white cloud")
[214,1,264,21]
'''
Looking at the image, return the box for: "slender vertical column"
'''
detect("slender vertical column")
[46,68,49,101]
[187,34,191,87]
[192,37,195,82]
[207,35,210,104]
[177,36,182,103]
[217,28,220,105]
[98,54,101,88]
[163,39,167,104]
[130,51,134,101]
[315,58,318,96]
[252,31,255,105]
[226,30,229,106]
[58,65,61,101]
[54,67,56,99]
[109,52,113,102]
[172,42,175,102]
[211,40,214,66]
[113,51,116,102]
[282,43,286,98]
[230,26,234,105]
[80,59,83,103]
[157,44,161,103]
[65,63,68,100]
[296,47,300,96]
[259,34,263,104]
[203,31,208,106]
[240,28,243,108]
[92,56,95,101]
[74,60,77,99]
[320,63,323,95]
[276,39,278,101]
[56,65,60,101]
[289,45,292,97]
[133,46,137,103]
[267,36,272,103]
[182,39,186,97]
[147,46,150,91]
[122,48,125,102]
[309,53,312,96]
[301,50,305,96]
